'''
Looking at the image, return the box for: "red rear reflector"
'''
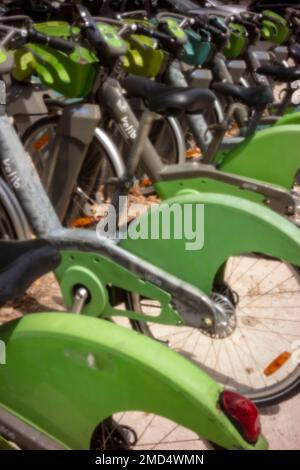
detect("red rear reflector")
[220,390,261,444]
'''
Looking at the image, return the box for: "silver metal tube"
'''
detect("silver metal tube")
[127,110,155,176]
[94,127,126,178]
[0,115,61,236]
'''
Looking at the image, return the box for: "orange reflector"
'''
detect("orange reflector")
[140,178,153,187]
[264,351,291,377]
[33,133,50,151]
[70,217,94,228]
[186,148,201,159]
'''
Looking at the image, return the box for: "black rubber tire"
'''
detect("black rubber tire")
[0,177,30,241]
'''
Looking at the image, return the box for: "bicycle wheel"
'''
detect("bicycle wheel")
[0,199,18,240]
[127,254,300,406]
[22,114,58,186]
[22,114,117,224]
[0,412,211,450]
[0,177,30,241]
[90,412,208,450]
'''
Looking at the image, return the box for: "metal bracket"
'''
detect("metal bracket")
[159,162,296,216]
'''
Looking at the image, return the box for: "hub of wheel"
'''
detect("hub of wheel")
[201,292,237,339]
[91,418,138,450]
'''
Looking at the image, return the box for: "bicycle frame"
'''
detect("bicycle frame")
[96,76,296,216]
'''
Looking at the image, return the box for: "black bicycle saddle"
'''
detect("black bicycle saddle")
[212,83,274,109]
[0,239,60,305]
[256,65,300,83]
[121,75,216,117]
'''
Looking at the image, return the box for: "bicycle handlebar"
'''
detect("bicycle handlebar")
[209,16,228,35]
[134,23,177,51]
[26,28,75,54]
[76,4,106,52]
[0,20,76,56]
[194,15,230,42]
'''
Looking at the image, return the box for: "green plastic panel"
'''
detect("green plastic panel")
[217,125,300,189]
[55,250,183,326]
[0,313,268,449]
[121,191,300,295]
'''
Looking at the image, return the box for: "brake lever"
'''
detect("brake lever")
[0,25,27,50]
[178,17,195,29]
[75,4,95,29]
[118,23,137,39]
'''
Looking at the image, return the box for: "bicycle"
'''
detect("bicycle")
[0,7,300,405]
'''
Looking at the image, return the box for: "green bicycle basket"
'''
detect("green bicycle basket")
[182,28,211,66]
[123,19,166,78]
[224,22,247,59]
[261,10,289,45]
[12,21,128,98]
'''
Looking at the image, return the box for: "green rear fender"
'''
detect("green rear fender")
[274,111,300,127]
[218,124,300,189]
[0,314,267,450]
[121,192,300,295]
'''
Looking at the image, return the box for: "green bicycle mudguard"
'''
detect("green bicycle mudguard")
[224,23,247,59]
[121,192,300,295]
[182,29,212,66]
[0,313,267,450]
[216,124,300,189]
[274,111,300,127]
[261,10,289,45]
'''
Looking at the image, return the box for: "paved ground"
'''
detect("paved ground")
[261,397,300,450]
